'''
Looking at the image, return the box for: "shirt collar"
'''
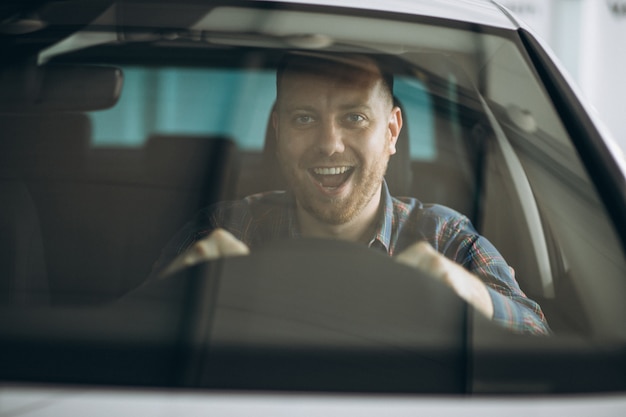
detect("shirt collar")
[367,180,395,255]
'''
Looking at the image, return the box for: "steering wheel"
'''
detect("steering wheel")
[190,238,468,347]
[132,238,472,391]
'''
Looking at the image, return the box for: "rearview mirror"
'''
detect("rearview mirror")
[0,64,123,112]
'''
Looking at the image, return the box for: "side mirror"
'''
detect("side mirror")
[0,64,123,112]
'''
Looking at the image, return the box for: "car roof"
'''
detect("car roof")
[253,0,519,29]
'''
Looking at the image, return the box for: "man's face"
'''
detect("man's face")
[273,61,402,225]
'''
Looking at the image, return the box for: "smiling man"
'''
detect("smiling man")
[274,54,401,241]
[154,52,550,336]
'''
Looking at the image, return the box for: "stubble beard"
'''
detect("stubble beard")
[278,151,390,226]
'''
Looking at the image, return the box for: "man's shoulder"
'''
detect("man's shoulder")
[390,195,477,242]
[391,195,466,221]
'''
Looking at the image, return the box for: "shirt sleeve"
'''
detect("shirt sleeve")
[442,214,551,336]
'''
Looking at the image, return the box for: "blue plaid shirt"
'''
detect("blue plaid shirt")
[155,182,550,336]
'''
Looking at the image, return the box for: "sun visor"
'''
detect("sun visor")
[0,64,123,112]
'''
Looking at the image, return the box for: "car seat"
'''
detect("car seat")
[0,112,91,304]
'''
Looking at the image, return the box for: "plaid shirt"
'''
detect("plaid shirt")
[156,182,551,336]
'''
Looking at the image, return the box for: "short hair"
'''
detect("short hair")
[276,52,394,105]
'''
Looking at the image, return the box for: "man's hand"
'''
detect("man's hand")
[395,241,494,319]
[160,228,250,278]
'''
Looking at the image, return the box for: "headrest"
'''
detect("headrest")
[0,112,91,178]
[145,134,239,201]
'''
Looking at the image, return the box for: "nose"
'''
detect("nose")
[315,118,345,156]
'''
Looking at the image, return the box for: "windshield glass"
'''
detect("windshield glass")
[1,0,625,395]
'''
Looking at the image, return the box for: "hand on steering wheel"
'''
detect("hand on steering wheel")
[160,228,250,278]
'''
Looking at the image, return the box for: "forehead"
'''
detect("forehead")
[281,55,382,79]
[282,69,382,95]
[277,58,387,106]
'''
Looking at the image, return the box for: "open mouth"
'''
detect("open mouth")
[308,166,354,189]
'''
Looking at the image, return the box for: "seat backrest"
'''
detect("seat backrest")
[0,112,89,179]
[65,134,241,300]
[145,134,239,203]
[255,101,412,197]
[140,133,240,267]
[0,181,49,303]
[0,114,240,303]
[0,112,91,304]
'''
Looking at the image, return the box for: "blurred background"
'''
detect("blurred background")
[499,0,626,153]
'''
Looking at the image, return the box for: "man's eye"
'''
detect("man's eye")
[294,115,315,124]
[346,114,366,123]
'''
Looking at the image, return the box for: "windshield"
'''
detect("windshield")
[1,0,626,395]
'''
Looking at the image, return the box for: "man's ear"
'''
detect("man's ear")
[270,106,281,158]
[388,105,403,155]
[271,106,279,133]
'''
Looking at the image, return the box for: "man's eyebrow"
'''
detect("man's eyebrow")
[277,102,373,113]
[338,103,373,112]
[279,104,316,113]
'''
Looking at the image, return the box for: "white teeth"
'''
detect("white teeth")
[313,166,350,175]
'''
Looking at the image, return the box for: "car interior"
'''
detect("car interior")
[0,49,598,321]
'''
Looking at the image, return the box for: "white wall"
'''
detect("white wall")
[578,0,626,148]
[499,0,626,149]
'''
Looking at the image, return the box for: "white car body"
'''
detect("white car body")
[2,0,626,415]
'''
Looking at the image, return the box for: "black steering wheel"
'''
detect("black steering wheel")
[210,237,467,346]
[129,237,473,391]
